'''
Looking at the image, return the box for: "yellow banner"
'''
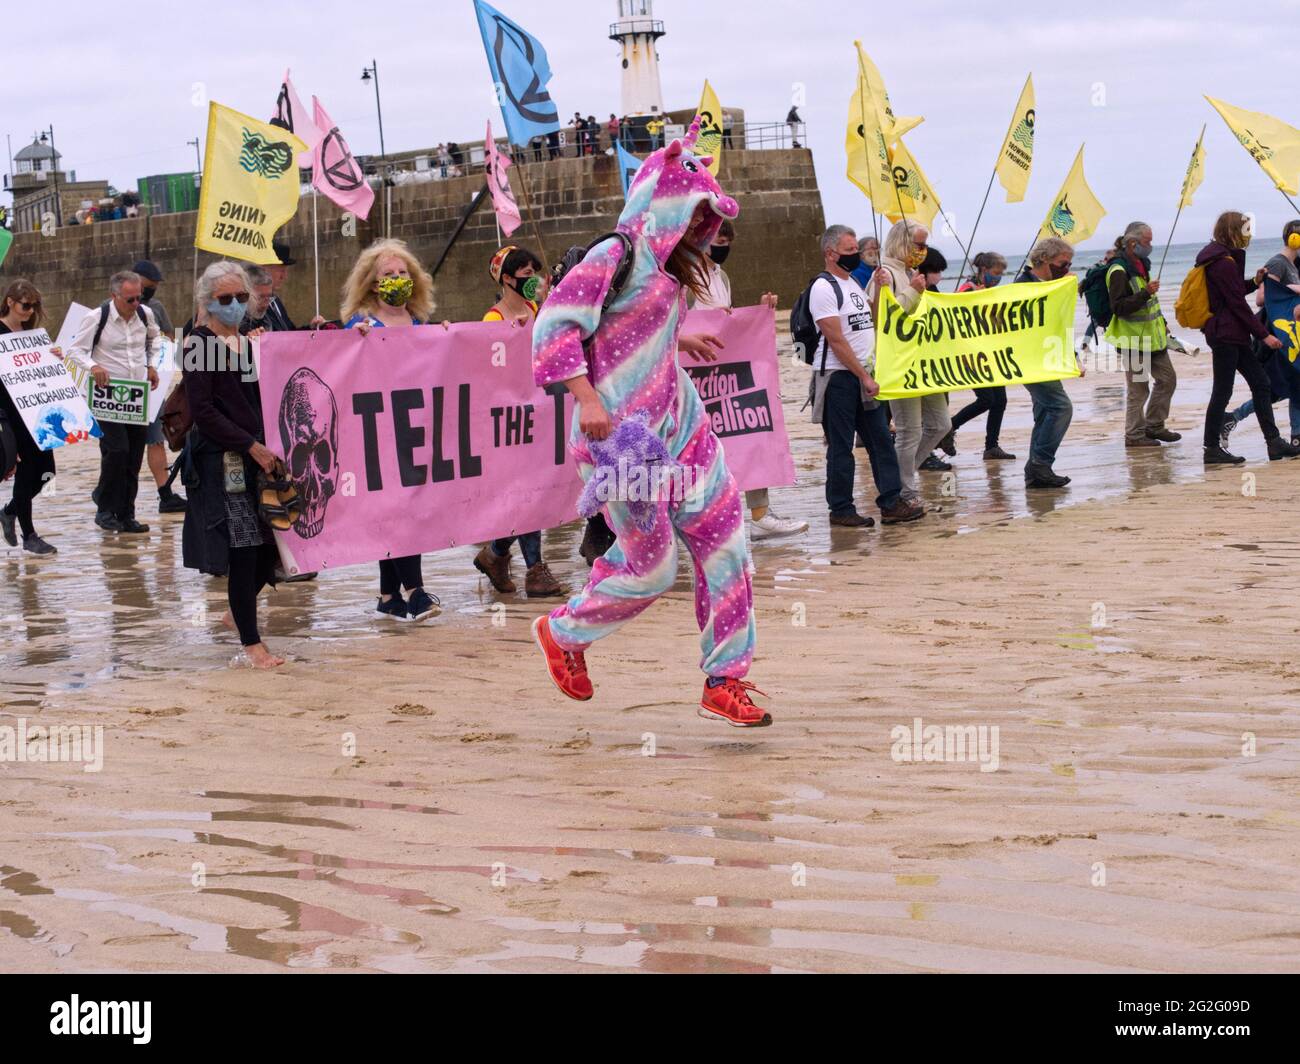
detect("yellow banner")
[1036,145,1105,246]
[694,80,723,176]
[996,74,1035,203]
[1179,128,1206,208]
[1206,96,1300,195]
[873,276,1079,400]
[195,102,307,265]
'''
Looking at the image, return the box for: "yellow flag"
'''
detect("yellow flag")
[195,102,307,264]
[846,77,897,208]
[996,74,1035,203]
[855,42,923,141]
[1179,127,1206,209]
[885,140,941,230]
[693,80,724,176]
[1205,96,1300,195]
[1037,145,1105,246]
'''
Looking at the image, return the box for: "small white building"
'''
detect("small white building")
[609,0,665,117]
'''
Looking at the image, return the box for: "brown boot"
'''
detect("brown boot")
[525,561,564,598]
[474,545,516,593]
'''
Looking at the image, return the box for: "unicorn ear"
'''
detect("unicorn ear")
[683,115,702,149]
[665,139,683,161]
[698,155,715,170]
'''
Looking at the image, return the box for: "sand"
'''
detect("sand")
[2,317,1300,973]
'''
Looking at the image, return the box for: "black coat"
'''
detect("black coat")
[180,328,276,579]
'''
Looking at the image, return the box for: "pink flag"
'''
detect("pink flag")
[310,97,375,220]
[271,69,323,166]
[484,120,522,236]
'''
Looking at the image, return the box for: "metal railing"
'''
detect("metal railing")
[608,18,665,39]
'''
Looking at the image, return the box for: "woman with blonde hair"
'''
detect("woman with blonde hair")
[869,219,951,495]
[342,238,445,620]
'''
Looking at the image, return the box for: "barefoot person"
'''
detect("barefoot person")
[531,120,772,727]
[181,262,283,669]
[0,281,58,555]
[472,246,564,598]
[341,238,443,621]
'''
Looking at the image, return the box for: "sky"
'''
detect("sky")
[6,0,1300,260]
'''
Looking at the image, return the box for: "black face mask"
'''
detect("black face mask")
[836,252,862,273]
[708,244,731,266]
[142,286,157,303]
[1049,262,1070,279]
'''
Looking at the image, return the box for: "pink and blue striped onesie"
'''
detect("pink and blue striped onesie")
[531,130,755,679]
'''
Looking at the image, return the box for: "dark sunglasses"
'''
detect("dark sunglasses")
[18,300,40,311]
[122,296,142,305]
[214,292,250,306]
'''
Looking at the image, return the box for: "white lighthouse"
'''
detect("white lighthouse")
[610,0,665,117]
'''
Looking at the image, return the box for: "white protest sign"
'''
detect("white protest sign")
[0,328,100,451]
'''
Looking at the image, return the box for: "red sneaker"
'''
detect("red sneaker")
[699,678,773,728]
[532,615,593,701]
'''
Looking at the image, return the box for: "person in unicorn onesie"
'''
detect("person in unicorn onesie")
[530,120,772,728]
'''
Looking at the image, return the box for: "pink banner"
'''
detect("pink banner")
[258,306,794,574]
[680,305,796,494]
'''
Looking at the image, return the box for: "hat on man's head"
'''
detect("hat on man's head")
[272,238,296,266]
[133,260,163,283]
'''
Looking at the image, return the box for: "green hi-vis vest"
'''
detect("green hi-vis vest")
[1106,261,1168,352]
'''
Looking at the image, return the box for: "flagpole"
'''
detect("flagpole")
[958,74,1031,291]
[513,158,549,271]
[958,170,997,289]
[312,186,321,318]
[1157,125,1205,282]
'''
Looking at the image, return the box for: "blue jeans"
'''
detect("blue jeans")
[492,531,542,568]
[823,370,903,515]
[1023,380,1073,471]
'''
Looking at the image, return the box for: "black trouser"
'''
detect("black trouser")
[1204,341,1280,448]
[949,386,1008,450]
[95,422,148,521]
[378,555,424,597]
[823,370,903,514]
[228,545,270,647]
[3,433,55,537]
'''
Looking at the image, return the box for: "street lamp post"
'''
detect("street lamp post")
[360,60,387,164]
[38,127,61,226]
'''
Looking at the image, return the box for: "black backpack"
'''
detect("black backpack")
[791,272,842,368]
[1079,259,1114,328]
[92,300,150,352]
[550,231,635,318]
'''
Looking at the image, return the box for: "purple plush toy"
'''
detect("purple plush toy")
[575,413,682,533]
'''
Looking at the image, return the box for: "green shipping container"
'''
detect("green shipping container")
[136,172,200,214]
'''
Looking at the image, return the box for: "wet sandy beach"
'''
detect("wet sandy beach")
[3,318,1300,973]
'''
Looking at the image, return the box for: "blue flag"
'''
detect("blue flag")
[474,0,560,147]
[616,142,642,199]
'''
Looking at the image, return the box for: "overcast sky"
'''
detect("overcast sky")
[6,0,1300,260]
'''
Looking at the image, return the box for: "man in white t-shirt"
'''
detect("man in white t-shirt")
[694,220,809,539]
[811,225,924,527]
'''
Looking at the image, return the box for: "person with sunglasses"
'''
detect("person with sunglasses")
[66,270,160,534]
[0,281,59,554]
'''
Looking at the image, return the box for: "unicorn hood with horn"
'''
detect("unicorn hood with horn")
[533,116,740,436]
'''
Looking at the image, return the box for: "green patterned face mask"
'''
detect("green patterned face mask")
[516,275,542,302]
[377,276,414,306]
